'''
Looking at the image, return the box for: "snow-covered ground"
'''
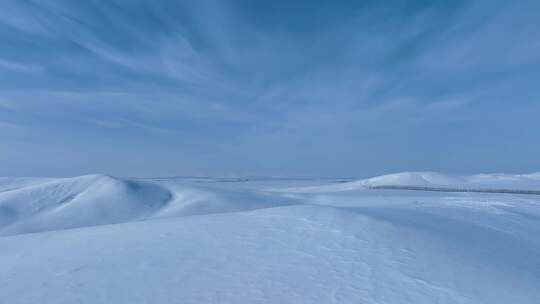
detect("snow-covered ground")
[1,172,539,303]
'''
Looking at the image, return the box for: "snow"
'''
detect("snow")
[0,174,172,235]
[281,171,540,193]
[1,173,540,303]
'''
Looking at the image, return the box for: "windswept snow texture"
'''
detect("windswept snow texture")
[283,171,540,193]
[1,173,540,303]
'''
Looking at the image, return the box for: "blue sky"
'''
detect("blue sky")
[1,0,539,177]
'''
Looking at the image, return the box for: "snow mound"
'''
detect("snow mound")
[281,171,540,193]
[0,174,172,235]
[367,172,540,191]
[360,171,465,187]
[0,175,298,236]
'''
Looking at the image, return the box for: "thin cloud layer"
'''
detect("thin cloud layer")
[0,0,539,177]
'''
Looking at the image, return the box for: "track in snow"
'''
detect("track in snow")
[367,185,540,195]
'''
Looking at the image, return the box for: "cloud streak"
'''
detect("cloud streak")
[0,0,539,177]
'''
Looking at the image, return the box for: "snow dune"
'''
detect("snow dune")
[364,171,540,190]
[1,172,540,303]
[0,174,172,235]
[282,171,540,193]
[0,174,296,236]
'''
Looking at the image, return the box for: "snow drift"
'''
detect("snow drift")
[282,171,540,193]
[0,174,172,235]
[1,172,539,303]
[0,174,296,236]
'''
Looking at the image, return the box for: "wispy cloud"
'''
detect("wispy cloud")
[0,121,20,130]
[0,0,539,176]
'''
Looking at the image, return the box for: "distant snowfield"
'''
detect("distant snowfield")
[1,172,540,303]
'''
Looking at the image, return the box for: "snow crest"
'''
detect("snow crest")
[0,174,172,235]
[282,171,540,193]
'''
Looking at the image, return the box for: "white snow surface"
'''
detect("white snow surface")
[1,172,540,303]
[282,171,540,193]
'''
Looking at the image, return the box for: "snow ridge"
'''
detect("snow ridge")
[282,171,540,193]
[0,174,172,235]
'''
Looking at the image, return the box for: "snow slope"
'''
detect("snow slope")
[0,174,297,236]
[0,174,172,235]
[282,171,540,193]
[1,173,540,303]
